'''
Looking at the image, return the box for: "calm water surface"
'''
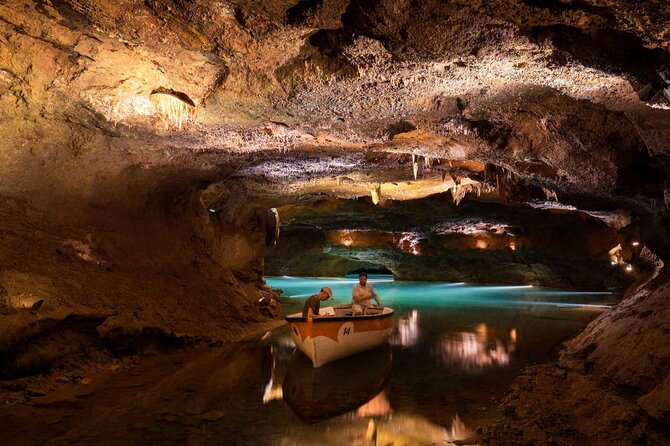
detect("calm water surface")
[256,277,617,445]
[2,278,618,446]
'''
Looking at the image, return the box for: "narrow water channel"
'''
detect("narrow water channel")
[1,278,617,445]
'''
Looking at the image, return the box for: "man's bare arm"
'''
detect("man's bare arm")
[371,287,382,305]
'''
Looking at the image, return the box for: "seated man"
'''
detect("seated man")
[351,272,382,315]
[302,287,334,318]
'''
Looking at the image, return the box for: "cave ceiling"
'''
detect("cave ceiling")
[1,0,669,247]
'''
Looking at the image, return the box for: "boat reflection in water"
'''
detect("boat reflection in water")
[356,390,391,417]
[282,344,392,423]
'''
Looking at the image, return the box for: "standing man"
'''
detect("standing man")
[351,272,382,315]
[302,287,334,318]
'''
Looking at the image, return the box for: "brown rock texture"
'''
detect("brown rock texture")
[0,1,669,441]
[485,273,670,445]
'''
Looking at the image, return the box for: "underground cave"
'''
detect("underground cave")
[0,0,669,445]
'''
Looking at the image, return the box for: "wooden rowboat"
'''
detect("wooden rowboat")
[285,304,395,367]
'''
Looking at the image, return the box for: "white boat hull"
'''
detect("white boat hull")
[286,306,394,367]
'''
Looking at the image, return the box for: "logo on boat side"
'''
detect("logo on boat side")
[339,322,354,341]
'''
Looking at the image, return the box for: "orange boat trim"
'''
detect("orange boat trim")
[290,316,393,342]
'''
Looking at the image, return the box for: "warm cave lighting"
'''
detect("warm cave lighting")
[9,295,39,309]
[608,244,623,265]
[632,241,640,246]
[625,264,633,272]
[149,90,195,130]
[508,241,516,251]
[476,239,487,249]
[342,237,353,246]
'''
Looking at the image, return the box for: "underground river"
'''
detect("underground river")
[0,277,618,445]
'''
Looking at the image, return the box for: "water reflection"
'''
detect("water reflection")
[282,345,392,423]
[262,344,293,403]
[356,393,471,444]
[0,273,616,446]
[391,309,419,348]
[433,323,516,372]
[356,391,391,417]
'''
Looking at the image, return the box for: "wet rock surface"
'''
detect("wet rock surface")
[484,274,670,445]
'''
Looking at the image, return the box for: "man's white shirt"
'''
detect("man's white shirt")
[352,283,380,306]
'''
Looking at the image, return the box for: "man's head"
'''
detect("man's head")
[319,287,333,300]
[358,272,368,286]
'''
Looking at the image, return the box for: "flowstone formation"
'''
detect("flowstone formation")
[0,1,669,442]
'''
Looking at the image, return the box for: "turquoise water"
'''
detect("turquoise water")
[251,276,618,444]
[4,278,615,445]
[269,275,616,310]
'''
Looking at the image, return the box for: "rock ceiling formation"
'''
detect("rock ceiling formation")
[0,0,668,329]
[0,0,668,350]
[2,0,669,202]
[1,1,670,443]
[2,0,668,247]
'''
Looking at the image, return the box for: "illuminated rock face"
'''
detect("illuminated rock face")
[266,196,634,289]
[0,2,669,430]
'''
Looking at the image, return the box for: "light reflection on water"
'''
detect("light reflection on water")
[259,276,617,445]
[433,329,514,372]
[2,278,618,445]
[390,309,419,348]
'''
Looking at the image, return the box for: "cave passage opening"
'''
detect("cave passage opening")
[262,189,636,291]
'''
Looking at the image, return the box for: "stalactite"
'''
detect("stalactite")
[543,187,558,201]
[412,154,419,180]
[150,91,196,130]
[370,184,382,205]
[446,182,483,205]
